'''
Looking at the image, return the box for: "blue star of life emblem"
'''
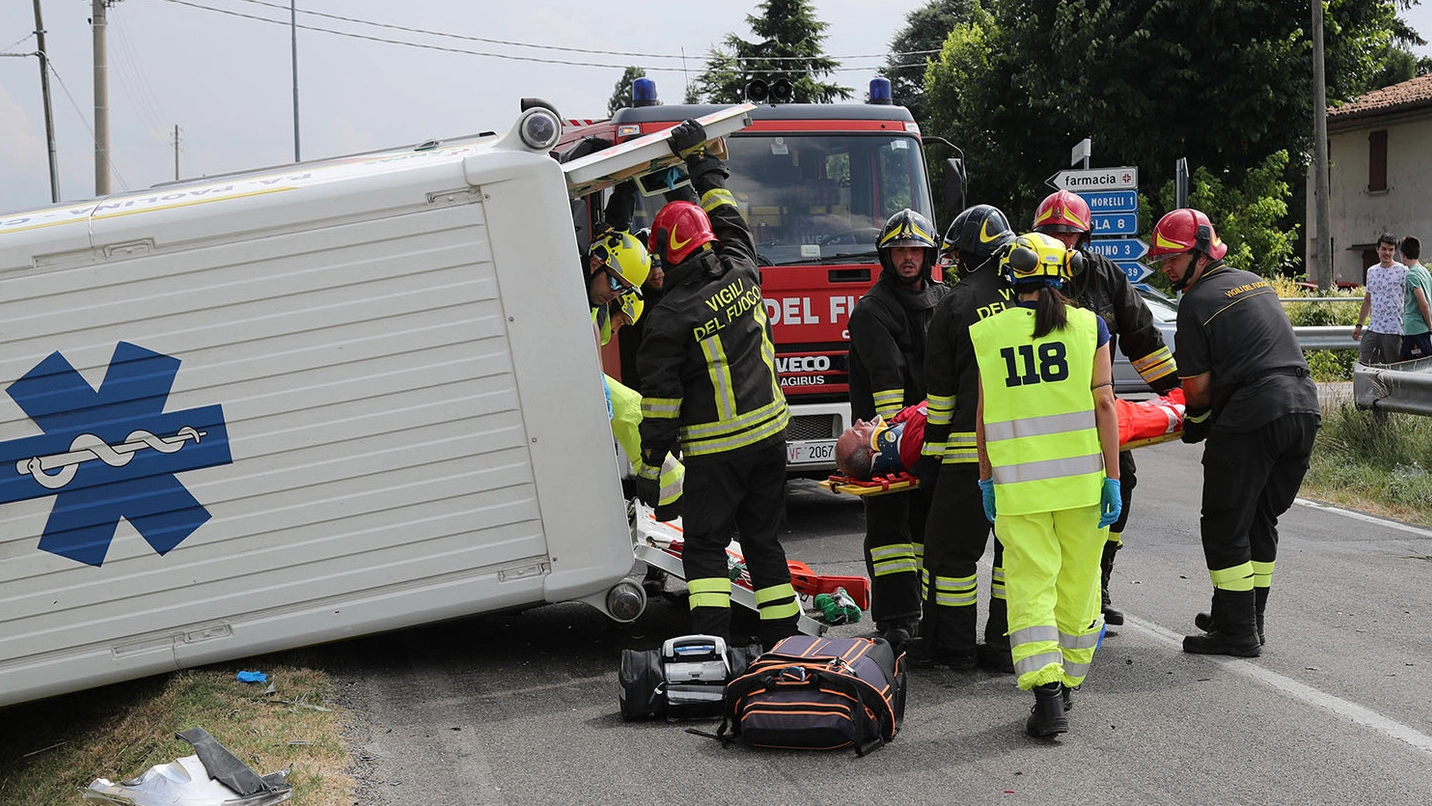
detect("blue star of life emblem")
[0,342,232,567]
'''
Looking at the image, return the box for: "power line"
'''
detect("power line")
[46,61,131,191]
[156,0,938,71]
[225,0,938,63]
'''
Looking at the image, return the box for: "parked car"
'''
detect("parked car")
[1112,288,1179,395]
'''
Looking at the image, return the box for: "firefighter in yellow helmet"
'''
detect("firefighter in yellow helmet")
[588,234,683,521]
[971,232,1122,739]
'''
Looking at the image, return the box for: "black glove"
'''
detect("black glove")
[633,475,659,508]
[604,181,637,232]
[912,454,940,485]
[1181,408,1213,444]
[653,496,682,523]
[668,119,708,160]
[1149,373,1181,397]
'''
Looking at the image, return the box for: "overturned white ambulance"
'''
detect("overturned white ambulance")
[0,104,750,707]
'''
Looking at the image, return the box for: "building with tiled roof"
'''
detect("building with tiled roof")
[1307,74,1432,285]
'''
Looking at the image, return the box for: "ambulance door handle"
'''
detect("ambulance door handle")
[827,269,870,283]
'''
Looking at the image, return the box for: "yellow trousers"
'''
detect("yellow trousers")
[996,505,1104,690]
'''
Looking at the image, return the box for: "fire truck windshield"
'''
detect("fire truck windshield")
[631,132,933,267]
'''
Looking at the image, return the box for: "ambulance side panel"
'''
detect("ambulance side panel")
[0,146,628,707]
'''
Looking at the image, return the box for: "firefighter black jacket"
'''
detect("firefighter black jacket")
[923,266,1016,465]
[847,270,948,423]
[1066,250,1178,394]
[637,170,788,464]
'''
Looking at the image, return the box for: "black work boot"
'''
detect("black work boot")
[1254,586,1268,646]
[1184,589,1261,657]
[1061,683,1075,712]
[876,618,920,653]
[907,607,977,670]
[1025,683,1069,738]
[1100,541,1124,626]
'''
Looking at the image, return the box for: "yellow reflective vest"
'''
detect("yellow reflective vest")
[970,305,1103,516]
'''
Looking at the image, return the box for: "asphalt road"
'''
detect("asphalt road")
[325,442,1432,806]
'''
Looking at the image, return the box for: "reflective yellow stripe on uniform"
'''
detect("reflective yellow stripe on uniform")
[701,187,737,213]
[1010,624,1063,684]
[755,582,801,620]
[926,393,955,427]
[1133,345,1177,387]
[931,572,978,608]
[1059,626,1102,685]
[990,564,1006,601]
[869,543,918,577]
[921,439,946,458]
[1252,560,1275,589]
[941,431,978,464]
[1211,561,1255,592]
[700,336,738,421]
[872,389,904,419]
[680,406,790,457]
[641,397,682,419]
[658,454,684,506]
[687,577,732,609]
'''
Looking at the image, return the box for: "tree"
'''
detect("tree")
[607,67,647,117]
[1155,151,1301,279]
[688,0,851,104]
[880,0,977,123]
[923,0,1411,235]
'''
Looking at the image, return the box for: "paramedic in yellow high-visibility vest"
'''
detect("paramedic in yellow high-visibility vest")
[970,232,1122,741]
[589,230,684,520]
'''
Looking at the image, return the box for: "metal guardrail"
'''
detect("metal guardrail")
[1292,326,1358,352]
[1353,356,1432,416]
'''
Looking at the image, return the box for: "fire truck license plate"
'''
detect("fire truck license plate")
[787,440,836,464]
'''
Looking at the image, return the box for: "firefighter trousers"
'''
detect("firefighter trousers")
[1199,413,1319,590]
[681,439,800,646]
[920,464,1008,655]
[998,504,1104,691]
[863,486,928,629]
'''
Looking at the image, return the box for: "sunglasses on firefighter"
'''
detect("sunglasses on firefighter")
[598,264,643,299]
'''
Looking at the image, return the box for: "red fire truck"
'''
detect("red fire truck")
[566,78,938,476]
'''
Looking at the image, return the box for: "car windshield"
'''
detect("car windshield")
[630,132,933,267]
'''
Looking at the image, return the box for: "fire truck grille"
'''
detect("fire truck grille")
[787,414,839,441]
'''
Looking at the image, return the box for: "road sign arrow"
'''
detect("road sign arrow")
[1087,238,1149,261]
[1115,261,1153,283]
[1052,166,1138,192]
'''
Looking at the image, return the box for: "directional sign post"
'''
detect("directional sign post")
[1077,190,1138,213]
[1091,212,1138,236]
[1050,166,1138,192]
[1087,238,1149,262]
[1116,261,1153,283]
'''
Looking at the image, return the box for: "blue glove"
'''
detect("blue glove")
[978,478,996,524]
[1098,477,1123,529]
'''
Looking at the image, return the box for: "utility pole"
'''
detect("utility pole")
[172,124,180,180]
[92,0,118,197]
[33,0,60,202]
[1312,0,1333,292]
[291,0,300,162]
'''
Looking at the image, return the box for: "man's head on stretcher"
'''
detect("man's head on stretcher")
[835,417,895,481]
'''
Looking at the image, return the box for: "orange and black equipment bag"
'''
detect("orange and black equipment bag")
[713,635,906,755]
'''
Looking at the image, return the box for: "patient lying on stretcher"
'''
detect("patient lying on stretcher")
[833,390,1186,482]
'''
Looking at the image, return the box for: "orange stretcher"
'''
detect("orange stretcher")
[821,390,1188,496]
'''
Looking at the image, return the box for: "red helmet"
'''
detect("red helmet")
[1147,208,1227,263]
[1032,190,1092,235]
[649,201,717,267]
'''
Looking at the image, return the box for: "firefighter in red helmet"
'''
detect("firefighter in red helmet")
[636,120,799,647]
[1147,208,1319,656]
[1031,189,1178,637]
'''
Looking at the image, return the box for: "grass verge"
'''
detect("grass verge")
[0,663,350,805]
[1301,402,1432,529]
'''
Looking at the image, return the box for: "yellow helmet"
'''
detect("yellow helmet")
[614,291,644,327]
[999,232,1075,288]
[589,228,651,295]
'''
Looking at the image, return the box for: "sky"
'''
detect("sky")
[2,1,1431,214]
[0,0,928,213]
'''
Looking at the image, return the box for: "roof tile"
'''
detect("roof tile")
[1328,73,1432,121]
